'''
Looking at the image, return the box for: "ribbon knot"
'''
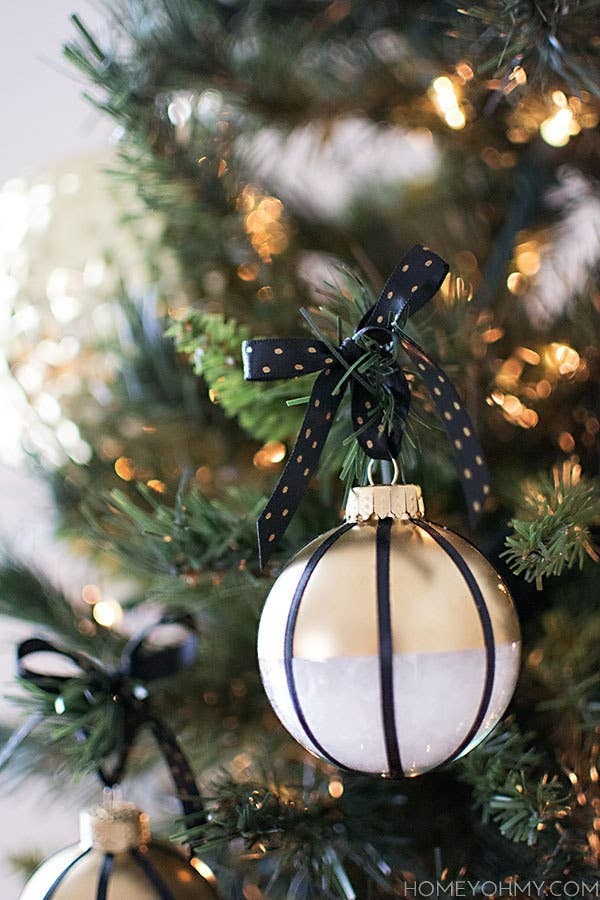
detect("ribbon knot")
[15,615,204,822]
[339,336,364,364]
[243,245,491,568]
[339,327,391,363]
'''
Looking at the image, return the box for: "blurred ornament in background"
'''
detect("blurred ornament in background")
[0,155,244,507]
[0,155,176,472]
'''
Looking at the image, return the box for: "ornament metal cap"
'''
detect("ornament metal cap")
[81,800,150,854]
[345,483,424,523]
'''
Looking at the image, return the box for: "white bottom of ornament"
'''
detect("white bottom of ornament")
[260,642,520,775]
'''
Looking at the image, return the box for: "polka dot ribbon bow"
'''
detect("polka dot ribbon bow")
[243,245,491,568]
[15,615,204,825]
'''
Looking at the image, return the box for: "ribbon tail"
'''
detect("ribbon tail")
[0,712,44,771]
[257,365,347,568]
[365,245,449,327]
[149,718,205,826]
[400,338,491,525]
[242,337,330,379]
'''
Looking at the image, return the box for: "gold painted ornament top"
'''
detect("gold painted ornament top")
[82,801,150,854]
[345,483,425,523]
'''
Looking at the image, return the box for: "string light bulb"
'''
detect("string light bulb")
[540,91,581,147]
[253,441,286,469]
[544,343,580,377]
[430,76,466,130]
[239,185,288,263]
[92,598,123,628]
[190,858,217,885]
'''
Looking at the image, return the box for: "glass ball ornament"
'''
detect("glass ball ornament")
[20,800,219,900]
[258,484,521,777]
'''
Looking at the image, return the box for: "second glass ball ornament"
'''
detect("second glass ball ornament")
[20,800,219,900]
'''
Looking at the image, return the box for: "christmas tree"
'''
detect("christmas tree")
[3,1,600,896]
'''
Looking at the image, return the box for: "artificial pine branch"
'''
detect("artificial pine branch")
[502,461,600,589]
[531,599,600,701]
[520,597,600,867]
[15,677,125,779]
[0,565,108,651]
[452,1,600,94]
[180,759,415,899]
[115,289,192,407]
[63,4,438,131]
[167,311,310,443]
[8,851,45,882]
[456,721,569,846]
[84,478,264,578]
[63,0,578,345]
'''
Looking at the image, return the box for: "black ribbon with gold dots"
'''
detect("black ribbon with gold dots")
[243,245,491,567]
[16,614,204,823]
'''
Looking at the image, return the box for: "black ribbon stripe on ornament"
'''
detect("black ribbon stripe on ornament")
[282,521,406,776]
[375,517,402,777]
[130,848,178,900]
[283,522,355,772]
[16,615,204,824]
[376,516,496,773]
[411,519,496,765]
[243,244,491,567]
[41,847,184,900]
[97,853,113,900]
[43,848,92,900]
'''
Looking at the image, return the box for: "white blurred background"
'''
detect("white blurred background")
[1,2,111,182]
[0,3,112,896]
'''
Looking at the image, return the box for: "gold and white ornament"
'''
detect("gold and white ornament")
[258,483,521,777]
[20,800,219,900]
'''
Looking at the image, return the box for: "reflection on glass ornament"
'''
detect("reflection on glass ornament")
[258,484,521,777]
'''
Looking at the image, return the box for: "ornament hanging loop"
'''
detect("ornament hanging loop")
[367,457,399,486]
